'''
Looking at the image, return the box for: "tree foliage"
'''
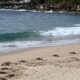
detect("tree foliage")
[0,0,80,10]
[29,0,80,5]
[0,0,80,5]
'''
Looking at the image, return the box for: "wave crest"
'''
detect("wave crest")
[40,27,80,37]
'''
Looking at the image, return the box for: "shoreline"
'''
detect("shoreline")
[0,42,80,59]
[0,8,80,14]
[0,42,79,57]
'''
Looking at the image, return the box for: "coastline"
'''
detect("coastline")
[0,43,80,80]
[0,8,80,14]
[0,42,79,57]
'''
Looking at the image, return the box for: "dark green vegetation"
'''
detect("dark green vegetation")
[30,0,80,5]
[0,0,80,11]
[29,0,80,11]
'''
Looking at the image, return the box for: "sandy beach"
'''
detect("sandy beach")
[0,43,80,80]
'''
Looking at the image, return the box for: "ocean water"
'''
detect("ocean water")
[0,10,80,52]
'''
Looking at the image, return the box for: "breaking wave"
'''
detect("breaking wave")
[40,26,80,37]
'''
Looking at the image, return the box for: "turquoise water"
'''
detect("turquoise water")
[0,10,80,52]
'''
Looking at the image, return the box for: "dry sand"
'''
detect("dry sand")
[0,44,80,80]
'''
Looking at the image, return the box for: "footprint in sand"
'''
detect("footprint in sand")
[0,73,16,80]
[0,77,7,80]
[0,67,11,70]
[69,52,77,55]
[18,60,26,63]
[35,57,43,61]
[1,62,12,66]
[52,54,60,57]
[6,73,16,79]
[0,61,25,80]
[0,71,7,74]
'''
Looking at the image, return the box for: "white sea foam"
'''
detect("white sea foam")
[30,10,41,13]
[0,9,27,12]
[40,27,80,37]
[0,38,80,53]
[0,9,13,11]
[0,41,46,52]
[14,9,27,12]
[74,24,80,27]
[30,10,53,13]
[44,10,53,13]
[59,11,65,13]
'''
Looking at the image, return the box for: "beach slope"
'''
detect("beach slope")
[0,44,80,80]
